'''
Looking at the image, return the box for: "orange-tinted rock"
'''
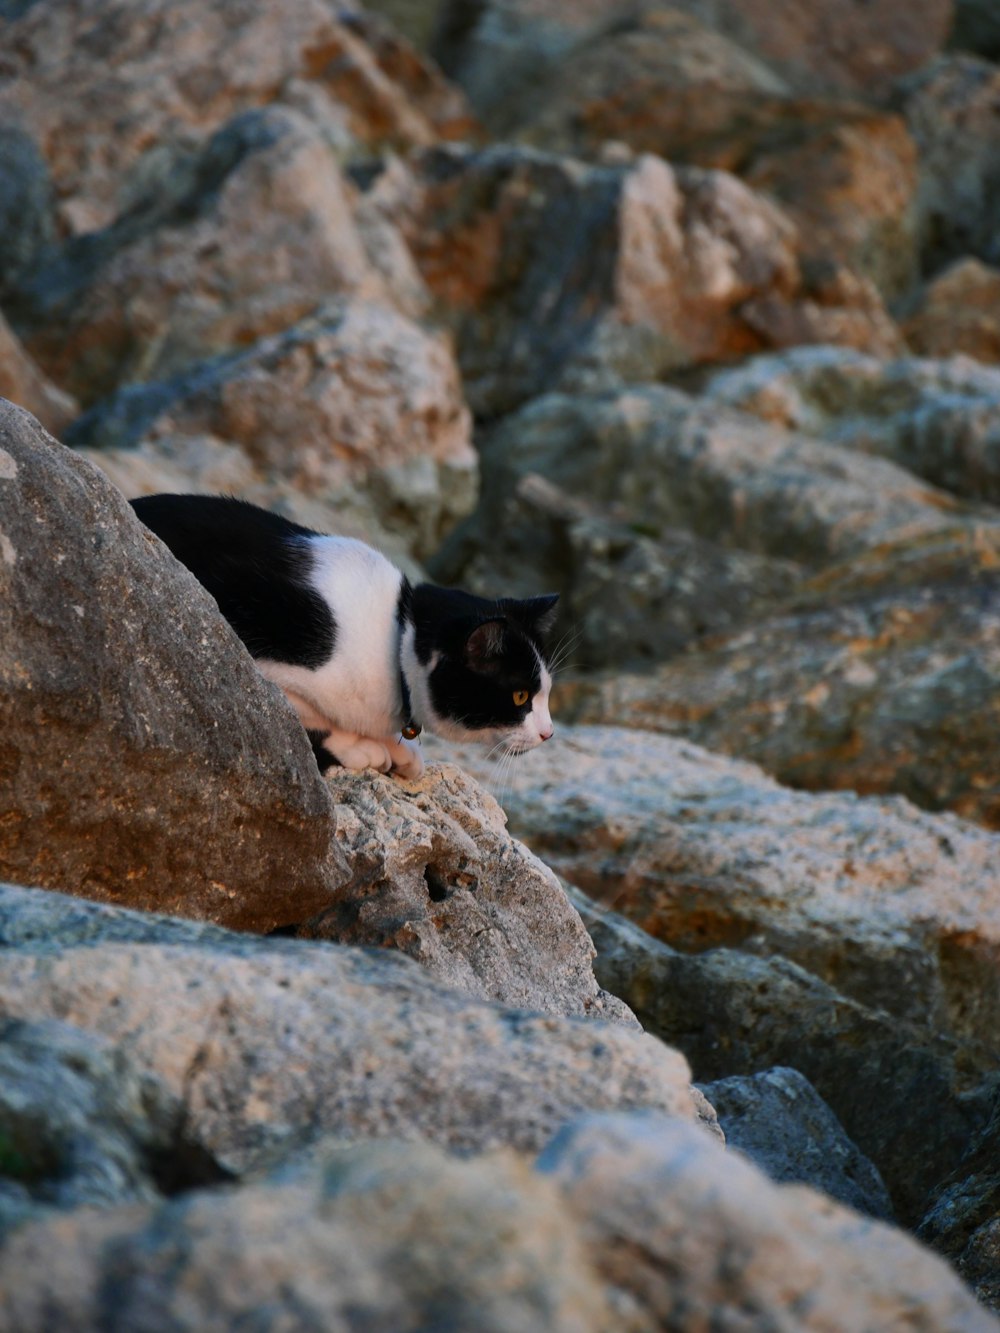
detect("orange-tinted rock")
[0,308,76,435]
[0,0,474,238]
[904,259,1000,366]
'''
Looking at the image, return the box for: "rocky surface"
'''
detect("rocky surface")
[698,1066,894,1221]
[0,882,695,1174]
[438,727,1000,1222]
[3,0,1000,1320]
[0,397,343,931]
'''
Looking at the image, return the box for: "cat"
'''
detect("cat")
[130,494,557,781]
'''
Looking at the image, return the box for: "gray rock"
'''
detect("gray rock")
[0,121,54,295]
[0,881,698,1176]
[0,1138,616,1333]
[430,465,802,670]
[564,882,990,1227]
[538,1111,996,1332]
[920,1090,1000,1317]
[698,1066,894,1221]
[438,728,1000,1222]
[902,55,1000,272]
[296,761,637,1026]
[0,398,342,931]
[704,346,1000,504]
[461,386,964,568]
[0,1018,226,1231]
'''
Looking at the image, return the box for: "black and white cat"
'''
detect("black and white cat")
[131,494,557,781]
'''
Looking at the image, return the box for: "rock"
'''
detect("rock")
[742,109,919,302]
[921,1091,1000,1317]
[437,726,1000,1076]
[453,385,964,567]
[902,55,1000,273]
[561,884,985,1224]
[0,882,697,1173]
[434,0,951,107]
[0,1018,226,1232]
[904,259,1000,367]
[0,123,54,296]
[564,526,1000,826]
[0,308,77,435]
[704,345,1000,503]
[430,466,802,671]
[389,145,901,416]
[0,1138,615,1333]
[697,1066,894,1220]
[296,762,638,1027]
[0,0,473,239]
[949,0,1000,58]
[16,107,405,404]
[538,1112,997,1332]
[67,298,476,559]
[0,398,343,931]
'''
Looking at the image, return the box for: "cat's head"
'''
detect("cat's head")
[403,584,558,752]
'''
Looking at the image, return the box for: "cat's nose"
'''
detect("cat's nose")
[540,725,554,741]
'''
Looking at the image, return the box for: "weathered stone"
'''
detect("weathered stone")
[389,145,899,416]
[921,1092,1000,1317]
[0,1138,615,1333]
[704,345,1000,503]
[540,1112,995,1332]
[0,0,473,238]
[0,882,697,1174]
[434,0,951,107]
[0,122,54,295]
[68,299,476,559]
[431,465,802,671]
[17,107,405,404]
[0,398,342,930]
[0,1018,226,1232]
[557,884,992,1225]
[565,526,1000,826]
[439,726,1000,1064]
[904,259,1000,367]
[698,1066,894,1221]
[459,385,963,567]
[295,762,637,1026]
[902,55,1000,273]
[0,307,76,435]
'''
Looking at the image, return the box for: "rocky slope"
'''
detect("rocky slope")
[3,0,1000,1323]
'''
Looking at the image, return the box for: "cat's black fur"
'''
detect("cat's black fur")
[130,494,557,780]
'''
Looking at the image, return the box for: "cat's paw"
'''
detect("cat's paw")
[388,736,424,781]
[330,737,393,773]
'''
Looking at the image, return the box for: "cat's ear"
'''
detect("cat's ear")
[520,594,559,637]
[464,618,508,674]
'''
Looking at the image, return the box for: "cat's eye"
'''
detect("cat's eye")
[512,689,529,707]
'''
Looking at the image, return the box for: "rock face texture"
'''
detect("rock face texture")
[0,883,696,1174]
[0,398,343,930]
[3,0,1000,1320]
[437,726,1000,1223]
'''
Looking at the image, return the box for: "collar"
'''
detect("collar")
[399,665,421,741]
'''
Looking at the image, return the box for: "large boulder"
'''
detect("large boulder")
[0,0,473,239]
[16,107,407,404]
[4,1114,994,1332]
[704,346,1000,503]
[902,55,1000,274]
[68,299,476,559]
[565,526,1000,826]
[0,397,343,930]
[433,0,951,109]
[563,884,991,1226]
[386,145,901,417]
[0,883,696,1173]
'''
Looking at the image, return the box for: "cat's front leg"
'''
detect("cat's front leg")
[321,727,393,774]
[384,734,424,781]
